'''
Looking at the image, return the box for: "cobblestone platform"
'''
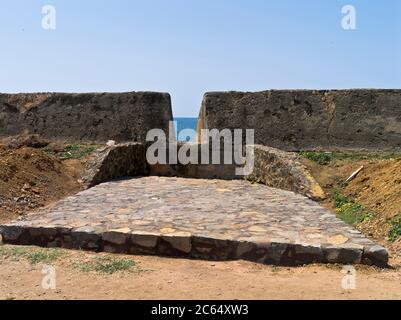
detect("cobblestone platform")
[0,177,388,266]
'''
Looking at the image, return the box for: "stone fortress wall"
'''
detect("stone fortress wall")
[0,92,173,143]
[2,89,400,150]
[197,89,401,151]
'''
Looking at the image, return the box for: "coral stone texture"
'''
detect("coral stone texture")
[0,177,388,267]
[249,145,325,201]
[83,143,148,187]
[0,92,173,143]
[197,89,401,151]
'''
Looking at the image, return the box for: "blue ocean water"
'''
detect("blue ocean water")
[174,117,198,142]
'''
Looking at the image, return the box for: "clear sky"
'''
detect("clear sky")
[1,0,400,116]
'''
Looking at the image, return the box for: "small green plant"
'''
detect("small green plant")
[332,190,349,208]
[75,256,137,274]
[0,246,65,264]
[47,145,97,159]
[332,190,372,226]
[300,151,401,163]
[335,178,349,189]
[271,266,281,273]
[331,152,401,161]
[388,216,401,242]
[300,152,333,165]
[25,249,65,264]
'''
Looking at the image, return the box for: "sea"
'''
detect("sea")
[174,117,198,142]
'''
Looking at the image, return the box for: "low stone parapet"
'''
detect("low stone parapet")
[82,142,325,201]
[247,145,325,201]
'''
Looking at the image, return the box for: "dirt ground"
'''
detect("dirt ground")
[0,246,400,300]
[0,136,87,224]
[302,157,401,256]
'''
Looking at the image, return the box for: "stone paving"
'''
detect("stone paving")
[0,177,388,266]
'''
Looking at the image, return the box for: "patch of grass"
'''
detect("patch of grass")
[75,256,138,274]
[332,190,372,226]
[271,266,281,273]
[300,152,333,165]
[300,151,401,165]
[332,190,350,208]
[331,152,401,161]
[25,249,65,264]
[47,144,97,159]
[0,246,65,264]
[388,216,401,242]
[335,177,349,189]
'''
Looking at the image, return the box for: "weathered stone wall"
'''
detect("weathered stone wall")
[80,142,239,187]
[247,145,325,201]
[0,92,173,143]
[197,90,401,151]
[83,143,148,187]
[82,142,324,200]
[148,142,238,180]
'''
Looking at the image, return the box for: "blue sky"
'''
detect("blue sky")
[0,0,400,116]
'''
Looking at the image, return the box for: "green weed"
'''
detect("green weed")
[388,216,401,242]
[300,152,333,165]
[0,246,65,264]
[300,151,401,165]
[47,145,97,159]
[75,256,138,274]
[332,190,372,226]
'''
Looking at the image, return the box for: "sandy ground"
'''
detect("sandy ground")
[1,246,400,300]
[302,157,401,254]
[0,145,85,224]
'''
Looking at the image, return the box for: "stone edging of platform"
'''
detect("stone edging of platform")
[0,224,388,267]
